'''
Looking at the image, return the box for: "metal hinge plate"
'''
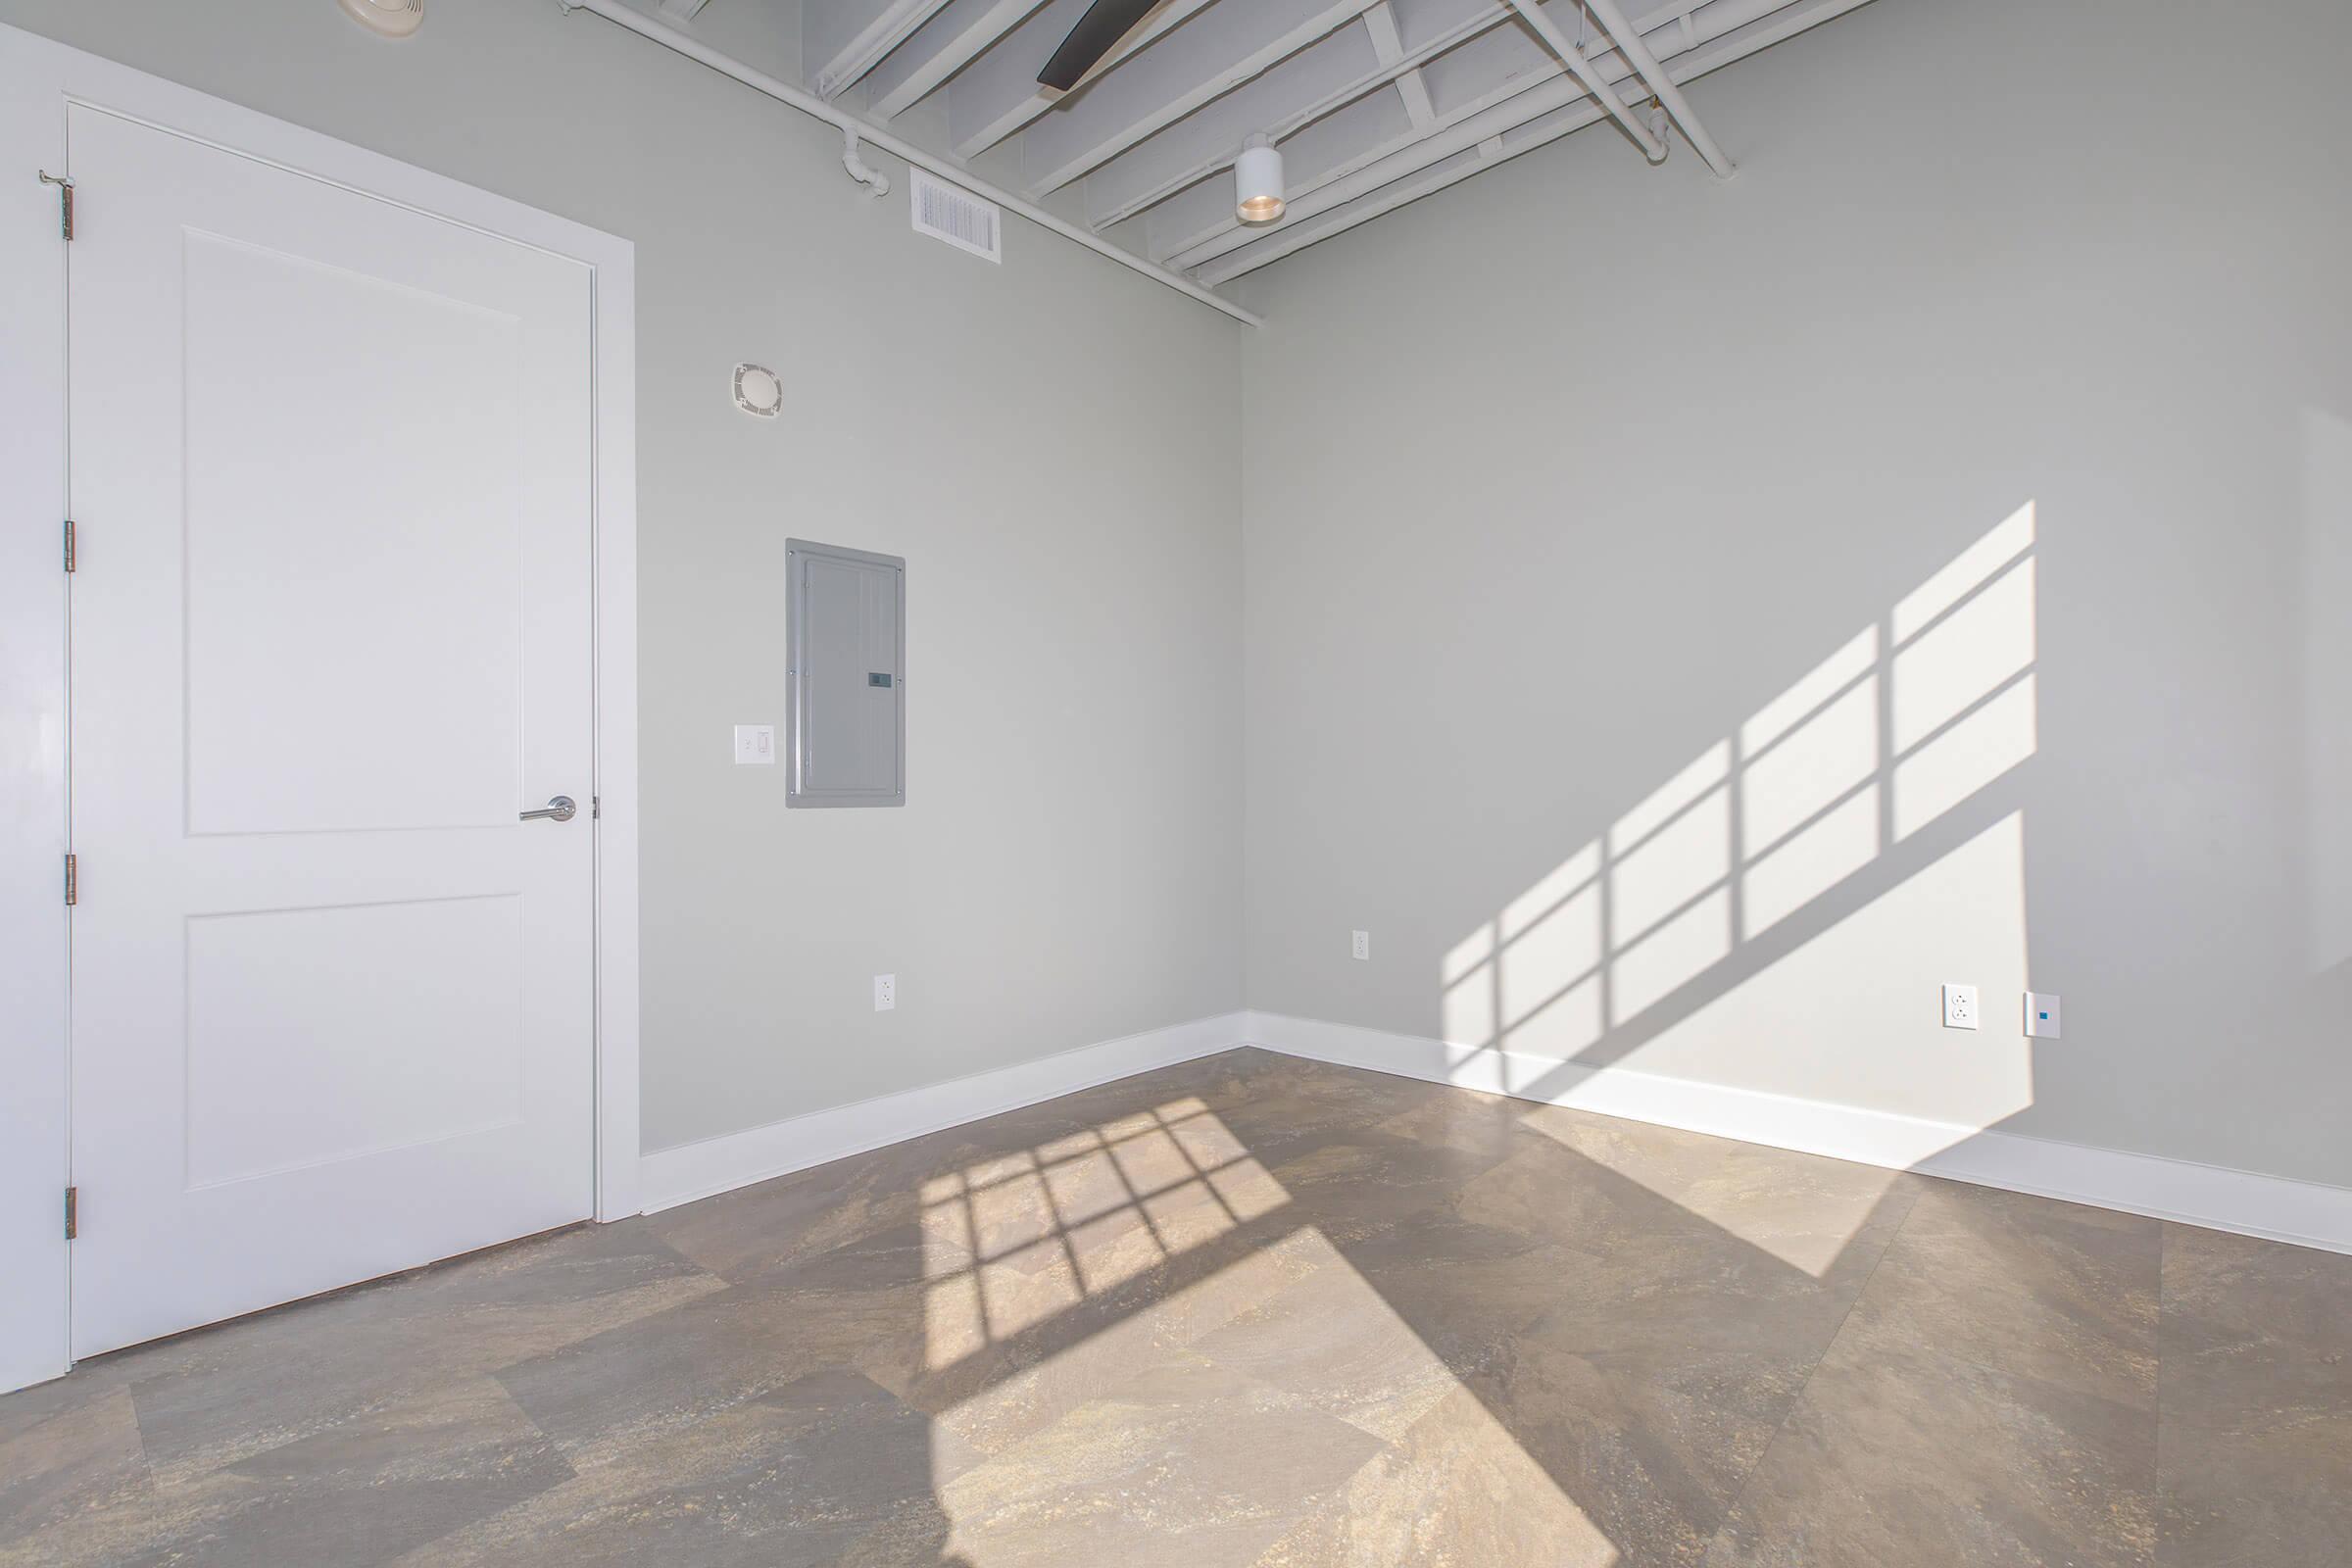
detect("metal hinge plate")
[65,853,76,906]
[39,171,74,240]
[65,1187,77,1241]
[64,519,75,573]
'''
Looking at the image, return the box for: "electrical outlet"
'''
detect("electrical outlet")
[2025,992,2061,1038]
[1350,930,1370,961]
[873,973,895,1011]
[1941,983,1979,1030]
[733,724,776,765]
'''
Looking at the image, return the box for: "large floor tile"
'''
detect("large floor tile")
[1706,1327,2157,1568]
[405,1368,972,1568]
[496,1231,938,1471]
[2157,1224,2352,1567]
[1832,1178,2161,1411]
[4,1378,571,1568]
[1512,1102,1926,1284]
[1251,1386,1620,1568]
[928,1350,1386,1568]
[0,1387,146,1554]
[107,1223,721,1488]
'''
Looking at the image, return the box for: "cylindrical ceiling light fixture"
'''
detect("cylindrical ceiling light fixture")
[1235,134,1285,224]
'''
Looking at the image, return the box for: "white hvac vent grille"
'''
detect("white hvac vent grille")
[910,169,1002,264]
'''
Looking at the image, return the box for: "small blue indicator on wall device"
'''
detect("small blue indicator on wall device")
[2025,993,2062,1039]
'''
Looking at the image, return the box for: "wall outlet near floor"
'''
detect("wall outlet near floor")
[873,974,896,1011]
[733,723,776,765]
[1941,982,1979,1030]
[2025,992,2062,1038]
[1350,930,1370,961]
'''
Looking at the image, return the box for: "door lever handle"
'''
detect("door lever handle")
[520,796,577,823]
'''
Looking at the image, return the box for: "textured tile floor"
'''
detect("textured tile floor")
[3,1048,2346,1566]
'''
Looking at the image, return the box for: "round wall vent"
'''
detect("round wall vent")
[733,364,784,418]
[337,0,424,38]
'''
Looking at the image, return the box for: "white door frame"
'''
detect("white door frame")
[0,23,641,1395]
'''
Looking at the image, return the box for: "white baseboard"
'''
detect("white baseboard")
[1240,1010,2352,1256]
[634,1005,2352,1258]
[637,1011,1247,1213]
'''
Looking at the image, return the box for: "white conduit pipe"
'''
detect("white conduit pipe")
[1501,0,1665,162]
[1580,0,1737,178]
[841,128,890,197]
[555,0,1262,327]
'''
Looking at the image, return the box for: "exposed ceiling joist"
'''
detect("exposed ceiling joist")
[807,0,956,99]
[764,0,1879,304]
[1140,12,1573,265]
[1143,0,1758,269]
[947,0,1217,159]
[862,0,1049,120]
[1020,0,1382,198]
[1080,0,1501,230]
[1502,0,1664,158]
[1583,0,1736,175]
[1395,66,1437,127]
[1163,18,1671,269]
[1198,0,1874,281]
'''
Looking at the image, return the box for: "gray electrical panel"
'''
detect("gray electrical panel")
[786,539,905,808]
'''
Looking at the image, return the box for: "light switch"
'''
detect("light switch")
[734,724,776,765]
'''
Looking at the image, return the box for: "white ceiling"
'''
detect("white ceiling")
[760,0,1880,292]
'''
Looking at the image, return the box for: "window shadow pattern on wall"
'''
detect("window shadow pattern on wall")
[1439,502,2039,1100]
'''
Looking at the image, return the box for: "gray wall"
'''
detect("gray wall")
[8,0,2342,1191]
[0,0,1245,1153]
[1235,0,2352,1186]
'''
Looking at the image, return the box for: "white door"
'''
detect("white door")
[67,104,597,1358]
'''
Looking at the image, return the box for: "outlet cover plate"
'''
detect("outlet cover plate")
[1942,982,1979,1030]
[873,973,896,1011]
[1350,930,1370,961]
[2025,992,2061,1038]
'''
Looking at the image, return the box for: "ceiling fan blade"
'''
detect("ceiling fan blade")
[1037,0,1161,93]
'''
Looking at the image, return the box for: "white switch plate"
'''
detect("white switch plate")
[2025,992,2062,1038]
[1350,930,1370,961]
[873,973,895,1011]
[733,724,776,765]
[1941,982,1979,1030]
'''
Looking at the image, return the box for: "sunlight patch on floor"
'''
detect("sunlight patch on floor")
[934,1226,1618,1567]
[919,1099,1293,1371]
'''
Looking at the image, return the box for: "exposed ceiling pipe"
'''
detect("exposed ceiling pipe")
[1580,0,1737,177]
[552,0,1261,327]
[1500,0,1664,162]
[841,128,891,196]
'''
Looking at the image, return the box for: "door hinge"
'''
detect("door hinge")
[592,795,601,819]
[65,1187,77,1241]
[65,853,76,906]
[39,171,74,240]
[64,519,76,573]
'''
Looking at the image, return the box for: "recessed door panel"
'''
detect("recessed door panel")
[181,230,525,837]
[184,897,526,1189]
